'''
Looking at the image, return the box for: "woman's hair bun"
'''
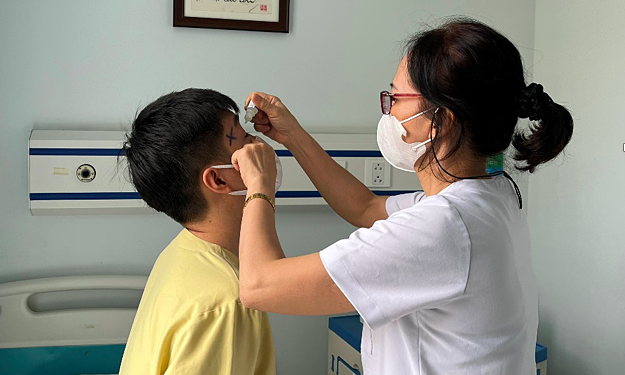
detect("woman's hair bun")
[517,83,554,121]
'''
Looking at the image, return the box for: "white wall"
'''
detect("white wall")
[0,1,537,374]
[531,1,625,373]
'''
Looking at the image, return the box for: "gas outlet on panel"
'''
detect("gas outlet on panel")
[76,164,96,183]
[364,159,391,187]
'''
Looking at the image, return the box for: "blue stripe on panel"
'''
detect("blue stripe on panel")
[274,150,383,158]
[30,191,417,201]
[30,148,126,156]
[30,192,141,201]
[30,148,382,158]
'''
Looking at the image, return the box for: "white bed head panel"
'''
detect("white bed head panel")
[29,130,421,214]
[0,275,146,349]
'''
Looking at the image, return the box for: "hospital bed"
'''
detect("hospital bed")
[0,275,146,375]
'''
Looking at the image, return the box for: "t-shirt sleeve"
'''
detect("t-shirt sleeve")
[320,195,471,330]
[385,191,426,216]
[165,303,275,375]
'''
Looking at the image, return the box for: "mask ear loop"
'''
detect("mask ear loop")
[399,107,436,124]
[427,107,523,209]
[210,164,235,169]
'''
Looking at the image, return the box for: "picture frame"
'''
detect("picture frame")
[173,0,290,33]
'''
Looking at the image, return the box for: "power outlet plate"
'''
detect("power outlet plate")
[364,159,391,187]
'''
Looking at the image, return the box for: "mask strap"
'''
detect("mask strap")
[399,107,435,124]
[407,107,438,149]
[410,138,432,151]
[210,164,235,169]
[207,164,246,195]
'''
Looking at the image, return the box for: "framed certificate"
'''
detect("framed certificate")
[173,0,290,33]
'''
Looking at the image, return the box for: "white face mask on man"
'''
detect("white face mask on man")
[210,136,283,196]
[376,108,437,173]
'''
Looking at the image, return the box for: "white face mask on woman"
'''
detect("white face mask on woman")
[376,108,436,173]
[210,136,283,196]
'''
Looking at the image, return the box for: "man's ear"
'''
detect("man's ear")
[202,168,230,194]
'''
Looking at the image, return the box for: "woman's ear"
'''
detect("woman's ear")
[430,108,440,139]
[446,108,457,126]
[432,107,457,138]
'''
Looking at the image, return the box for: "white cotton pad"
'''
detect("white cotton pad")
[244,100,258,123]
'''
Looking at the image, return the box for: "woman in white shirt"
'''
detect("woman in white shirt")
[231,18,573,374]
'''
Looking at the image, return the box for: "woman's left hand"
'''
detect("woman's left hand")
[231,138,277,193]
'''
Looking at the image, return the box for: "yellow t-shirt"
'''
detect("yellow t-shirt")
[119,229,276,375]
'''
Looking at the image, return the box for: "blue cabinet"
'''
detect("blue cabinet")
[329,315,548,375]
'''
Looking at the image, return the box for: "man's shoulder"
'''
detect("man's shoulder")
[144,242,241,314]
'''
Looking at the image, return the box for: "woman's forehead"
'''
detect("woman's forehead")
[393,57,416,92]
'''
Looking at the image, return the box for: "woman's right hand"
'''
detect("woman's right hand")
[245,92,306,147]
[247,93,386,228]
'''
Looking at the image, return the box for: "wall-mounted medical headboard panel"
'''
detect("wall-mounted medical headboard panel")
[29,130,421,215]
[29,130,143,215]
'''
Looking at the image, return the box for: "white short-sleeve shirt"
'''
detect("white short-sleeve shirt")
[320,176,538,375]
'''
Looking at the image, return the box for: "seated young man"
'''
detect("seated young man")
[119,88,275,375]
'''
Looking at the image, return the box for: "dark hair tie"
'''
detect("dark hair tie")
[517,83,553,121]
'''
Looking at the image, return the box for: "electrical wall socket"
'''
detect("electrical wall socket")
[364,159,391,187]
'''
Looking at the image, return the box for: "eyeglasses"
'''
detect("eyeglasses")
[380,90,422,115]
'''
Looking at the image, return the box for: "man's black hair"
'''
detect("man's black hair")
[124,88,239,224]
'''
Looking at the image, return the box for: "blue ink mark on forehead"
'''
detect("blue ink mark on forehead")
[227,126,237,146]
